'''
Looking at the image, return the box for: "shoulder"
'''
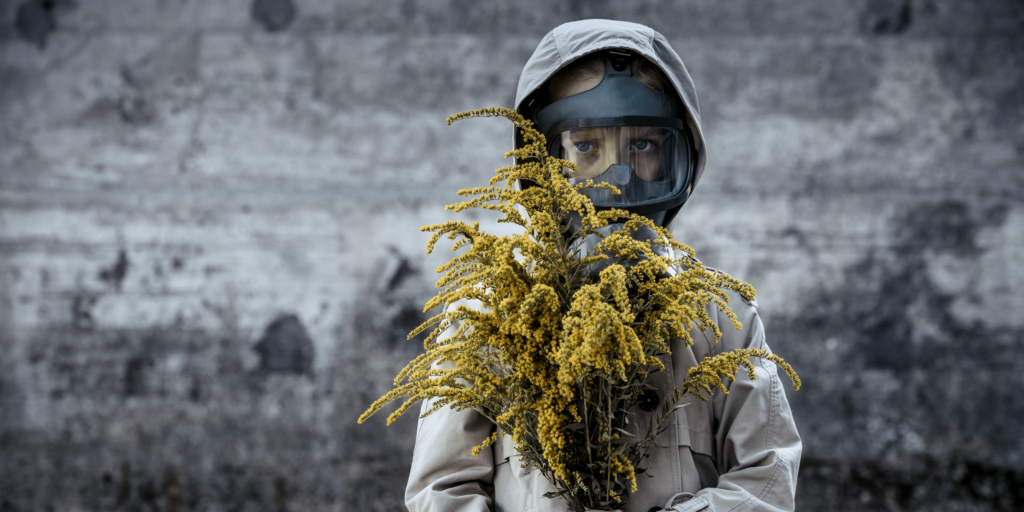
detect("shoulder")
[702,264,757,308]
[444,297,487,312]
[697,266,764,353]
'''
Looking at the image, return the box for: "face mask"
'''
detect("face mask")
[532,50,696,219]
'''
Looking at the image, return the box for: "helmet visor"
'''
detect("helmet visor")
[551,126,689,208]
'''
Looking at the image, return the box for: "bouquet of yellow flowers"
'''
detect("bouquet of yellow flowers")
[359,107,799,512]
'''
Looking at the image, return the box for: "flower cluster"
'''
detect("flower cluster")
[359,107,799,512]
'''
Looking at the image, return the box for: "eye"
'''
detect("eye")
[574,142,594,153]
[631,140,654,151]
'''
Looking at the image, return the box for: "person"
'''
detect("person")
[405,20,801,512]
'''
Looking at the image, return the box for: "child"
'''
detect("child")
[405,20,800,512]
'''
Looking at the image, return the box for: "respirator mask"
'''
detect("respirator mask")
[532,50,696,226]
[527,50,696,271]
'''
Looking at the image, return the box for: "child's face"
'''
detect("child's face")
[558,126,668,182]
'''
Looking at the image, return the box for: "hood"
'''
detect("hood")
[514,19,707,197]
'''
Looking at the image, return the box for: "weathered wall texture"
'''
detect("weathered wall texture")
[1,1,1022,510]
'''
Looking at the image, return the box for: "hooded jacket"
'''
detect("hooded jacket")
[405,20,801,512]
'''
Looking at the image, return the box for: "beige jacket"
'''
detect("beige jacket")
[406,292,801,512]
[406,20,800,512]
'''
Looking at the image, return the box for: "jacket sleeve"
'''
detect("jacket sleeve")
[405,400,497,512]
[405,310,497,512]
[682,301,802,512]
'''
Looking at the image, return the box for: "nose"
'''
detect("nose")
[597,133,625,181]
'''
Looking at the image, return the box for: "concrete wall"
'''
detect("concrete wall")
[1,1,1022,510]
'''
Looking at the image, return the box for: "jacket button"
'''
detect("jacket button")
[638,389,660,412]
[648,507,663,512]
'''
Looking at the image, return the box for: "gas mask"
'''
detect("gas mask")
[527,50,697,271]
[531,50,696,227]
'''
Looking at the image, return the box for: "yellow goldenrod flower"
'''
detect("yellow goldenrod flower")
[360,107,798,512]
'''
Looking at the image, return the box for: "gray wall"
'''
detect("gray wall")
[1,1,1022,511]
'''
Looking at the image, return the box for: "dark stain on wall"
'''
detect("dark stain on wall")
[352,249,433,351]
[332,249,435,511]
[0,325,338,511]
[799,456,1024,511]
[381,253,431,351]
[70,293,97,330]
[117,95,154,125]
[117,463,130,507]
[254,314,314,375]
[98,250,129,292]
[0,370,24,433]
[832,201,1007,372]
[13,0,69,48]
[252,0,296,32]
[385,255,417,292]
[861,0,913,35]
[121,34,200,90]
[771,200,1024,509]
[123,354,153,397]
[137,477,159,508]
